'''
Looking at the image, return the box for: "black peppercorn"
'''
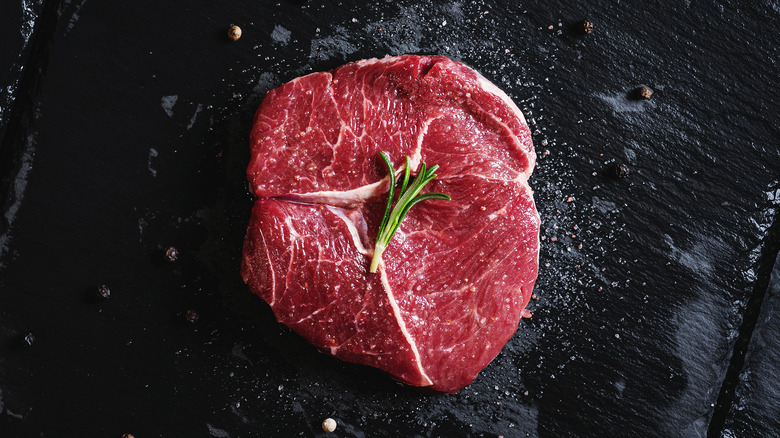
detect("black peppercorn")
[164,246,179,262]
[185,309,199,323]
[96,284,111,300]
[613,163,630,178]
[227,25,242,41]
[581,19,594,34]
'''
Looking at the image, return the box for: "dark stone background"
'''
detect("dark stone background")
[1,1,778,437]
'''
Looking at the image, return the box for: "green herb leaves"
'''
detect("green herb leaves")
[369,152,450,273]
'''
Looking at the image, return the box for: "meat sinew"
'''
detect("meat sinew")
[241,55,539,393]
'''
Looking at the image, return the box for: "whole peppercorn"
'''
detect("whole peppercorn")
[227,25,242,41]
[580,19,594,34]
[612,163,630,178]
[164,246,179,262]
[96,284,111,300]
[636,85,653,99]
[184,309,200,323]
[322,418,337,433]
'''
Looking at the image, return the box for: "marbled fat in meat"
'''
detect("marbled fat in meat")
[241,55,539,393]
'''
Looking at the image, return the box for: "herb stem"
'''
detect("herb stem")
[369,152,450,273]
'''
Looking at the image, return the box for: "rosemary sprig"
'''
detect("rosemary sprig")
[369,152,450,273]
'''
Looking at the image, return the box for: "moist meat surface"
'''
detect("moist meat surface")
[242,54,539,393]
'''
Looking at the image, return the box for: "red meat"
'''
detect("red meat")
[242,55,539,393]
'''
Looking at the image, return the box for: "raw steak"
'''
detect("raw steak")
[241,55,539,393]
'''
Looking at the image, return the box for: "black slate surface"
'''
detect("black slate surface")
[723,246,780,437]
[0,0,44,141]
[1,1,779,437]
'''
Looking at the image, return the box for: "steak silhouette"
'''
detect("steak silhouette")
[241,55,539,393]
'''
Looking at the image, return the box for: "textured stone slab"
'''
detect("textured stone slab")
[0,0,778,436]
[0,0,44,140]
[722,248,780,437]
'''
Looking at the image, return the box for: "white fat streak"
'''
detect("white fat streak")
[444,170,529,186]
[487,204,508,221]
[293,307,323,325]
[379,268,433,386]
[279,179,384,207]
[285,216,302,239]
[326,206,372,256]
[474,74,536,174]
[474,74,527,125]
[353,56,391,68]
[525,181,542,266]
[260,230,277,306]
[408,115,442,172]
[517,172,529,186]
